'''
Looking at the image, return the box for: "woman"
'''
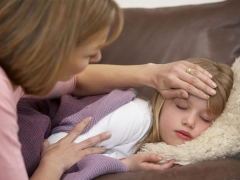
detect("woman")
[0,1,217,180]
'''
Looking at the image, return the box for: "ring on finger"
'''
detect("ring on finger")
[186,68,192,74]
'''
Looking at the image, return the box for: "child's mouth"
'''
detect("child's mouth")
[175,130,193,140]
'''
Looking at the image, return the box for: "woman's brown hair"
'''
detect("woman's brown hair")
[136,58,233,152]
[0,0,123,95]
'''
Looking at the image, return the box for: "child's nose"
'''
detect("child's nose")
[182,115,195,129]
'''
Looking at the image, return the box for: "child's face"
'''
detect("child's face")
[159,95,216,146]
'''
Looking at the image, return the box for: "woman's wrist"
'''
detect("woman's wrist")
[30,159,64,180]
[137,63,164,89]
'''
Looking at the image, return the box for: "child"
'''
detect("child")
[48,58,233,171]
[136,58,233,150]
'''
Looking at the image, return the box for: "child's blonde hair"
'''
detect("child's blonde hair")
[0,0,123,95]
[136,58,233,152]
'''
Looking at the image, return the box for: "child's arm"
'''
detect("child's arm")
[121,153,175,172]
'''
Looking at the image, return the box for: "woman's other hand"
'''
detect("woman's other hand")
[148,61,217,99]
[36,117,111,178]
[121,153,175,172]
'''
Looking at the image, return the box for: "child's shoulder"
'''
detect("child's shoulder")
[131,97,152,114]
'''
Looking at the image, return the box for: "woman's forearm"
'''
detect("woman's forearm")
[30,161,63,180]
[72,62,216,99]
[72,64,154,96]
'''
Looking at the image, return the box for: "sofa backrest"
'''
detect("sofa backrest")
[100,0,240,97]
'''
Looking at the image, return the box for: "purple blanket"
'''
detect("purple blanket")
[17,89,136,179]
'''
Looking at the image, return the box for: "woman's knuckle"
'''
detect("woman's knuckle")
[190,76,197,84]
[178,60,185,64]
[86,139,95,147]
[86,148,95,154]
[193,64,200,70]
[170,66,179,73]
[186,84,193,92]
[73,125,82,132]
[164,75,174,86]
[191,69,196,76]
[98,133,106,139]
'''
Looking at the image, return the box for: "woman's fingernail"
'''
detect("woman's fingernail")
[105,131,111,138]
[210,89,216,95]
[157,156,162,160]
[86,117,92,122]
[203,93,209,99]
[212,82,217,88]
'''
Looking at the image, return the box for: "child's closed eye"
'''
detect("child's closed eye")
[174,98,189,110]
[200,116,211,123]
[200,112,215,123]
[176,105,187,110]
[200,115,215,123]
